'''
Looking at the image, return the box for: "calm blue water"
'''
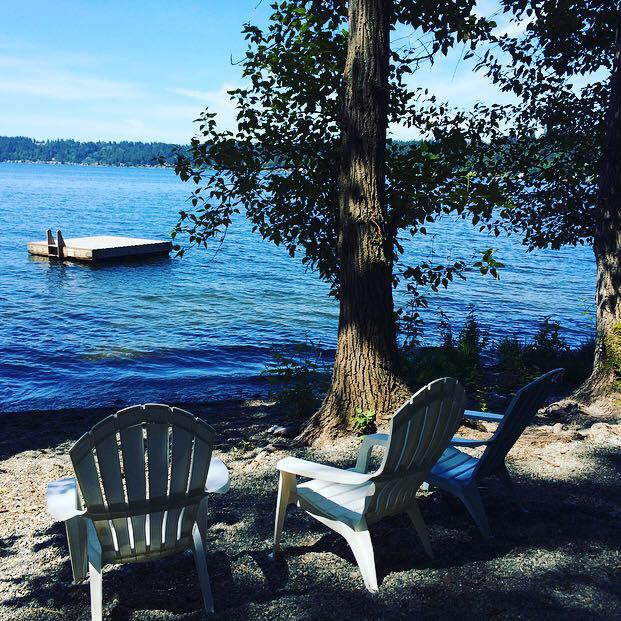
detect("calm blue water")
[0,163,596,412]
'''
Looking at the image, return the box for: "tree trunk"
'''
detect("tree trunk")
[299,0,410,446]
[575,12,621,401]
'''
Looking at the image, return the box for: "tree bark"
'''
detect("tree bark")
[299,0,410,445]
[575,12,621,401]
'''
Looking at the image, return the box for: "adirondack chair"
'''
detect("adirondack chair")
[272,377,466,592]
[425,368,564,538]
[46,404,230,620]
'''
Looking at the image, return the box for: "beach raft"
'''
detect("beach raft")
[27,229,172,262]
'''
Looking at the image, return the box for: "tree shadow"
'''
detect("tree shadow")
[0,399,280,461]
[5,446,618,620]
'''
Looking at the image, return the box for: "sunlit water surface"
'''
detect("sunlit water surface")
[0,163,595,411]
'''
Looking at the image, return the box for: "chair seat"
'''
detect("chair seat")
[428,446,479,485]
[296,478,373,529]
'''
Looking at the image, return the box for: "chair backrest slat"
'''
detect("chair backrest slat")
[91,418,133,556]
[70,441,106,512]
[70,403,216,562]
[367,378,465,517]
[145,406,171,554]
[179,434,214,537]
[477,368,564,477]
[70,440,116,552]
[118,405,148,556]
[169,413,194,496]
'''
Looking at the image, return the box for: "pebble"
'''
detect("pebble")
[552,423,566,434]
[272,425,299,438]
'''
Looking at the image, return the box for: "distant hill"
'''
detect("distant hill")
[0,136,183,167]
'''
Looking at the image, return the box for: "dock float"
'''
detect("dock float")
[27,229,173,262]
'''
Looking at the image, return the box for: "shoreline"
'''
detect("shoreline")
[0,159,169,169]
[0,397,265,462]
[1,394,620,619]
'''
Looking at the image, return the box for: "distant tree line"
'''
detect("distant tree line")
[0,136,183,166]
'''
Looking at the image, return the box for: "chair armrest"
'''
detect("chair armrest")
[464,410,504,423]
[277,456,373,485]
[451,437,494,448]
[354,433,390,473]
[46,478,86,522]
[205,457,229,494]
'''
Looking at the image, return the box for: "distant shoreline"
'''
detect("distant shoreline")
[0,136,182,168]
[0,159,168,169]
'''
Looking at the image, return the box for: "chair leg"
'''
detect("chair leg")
[66,515,88,583]
[497,464,528,513]
[192,523,215,615]
[272,471,296,557]
[342,528,379,593]
[311,514,378,593]
[458,484,493,539]
[86,521,102,621]
[407,501,433,559]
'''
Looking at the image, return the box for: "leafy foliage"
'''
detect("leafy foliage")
[472,1,617,250]
[494,320,593,389]
[402,309,592,402]
[402,307,488,393]
[169,0,506,305]
[352,408,377,436]
[261,341,330,418]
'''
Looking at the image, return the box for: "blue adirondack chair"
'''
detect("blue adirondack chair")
[425,368,564,537]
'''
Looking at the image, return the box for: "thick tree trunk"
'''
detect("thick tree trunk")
[575,13,621,401]
[299,0,410,445]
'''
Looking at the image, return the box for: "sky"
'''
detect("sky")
[0,0,519,143]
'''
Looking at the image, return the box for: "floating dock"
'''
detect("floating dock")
[27,230,173,262]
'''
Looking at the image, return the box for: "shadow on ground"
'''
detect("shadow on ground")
[2,430,620,621]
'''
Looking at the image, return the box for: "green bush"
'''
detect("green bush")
[262,341,330,419]
[352,408,377,436]
[457,307,488,388]
[529,316,568,361]
[401,309,593,401]
[402,307,487,394]
[458,307,489,365]
[495,335,534,385]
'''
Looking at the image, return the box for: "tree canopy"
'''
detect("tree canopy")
[170,0,506,312]
[0,136,181,167]
[473,0,617,250]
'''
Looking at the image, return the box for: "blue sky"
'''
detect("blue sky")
[0,0,518,143]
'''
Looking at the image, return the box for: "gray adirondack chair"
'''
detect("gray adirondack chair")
[425,368,564,538]
[46,404,230,620]
[273,377,466,592]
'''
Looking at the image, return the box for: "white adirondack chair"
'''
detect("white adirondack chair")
[425,368,564,538]
[272,377,466,592]
[46,404,229,620]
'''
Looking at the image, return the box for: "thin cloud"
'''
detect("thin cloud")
[493,18,532,38]
[0,53,144,101]
[168,84,240,132]
[167,87,221,101]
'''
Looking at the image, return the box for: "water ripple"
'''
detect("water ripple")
[0,163,595,412]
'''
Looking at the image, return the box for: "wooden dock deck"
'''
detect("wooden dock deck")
[27,231,172,262]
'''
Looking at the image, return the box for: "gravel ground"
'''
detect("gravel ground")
[1,400,620,621]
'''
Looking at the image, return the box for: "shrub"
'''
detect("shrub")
[531,316,568,356]
[402,308,487,392]
[495,335,534,385]
[262,341,330,419]
[401,309,593,404]
[458,307,488,366]
[352,408,377,436]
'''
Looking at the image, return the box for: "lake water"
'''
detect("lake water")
[0,163,596,412]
